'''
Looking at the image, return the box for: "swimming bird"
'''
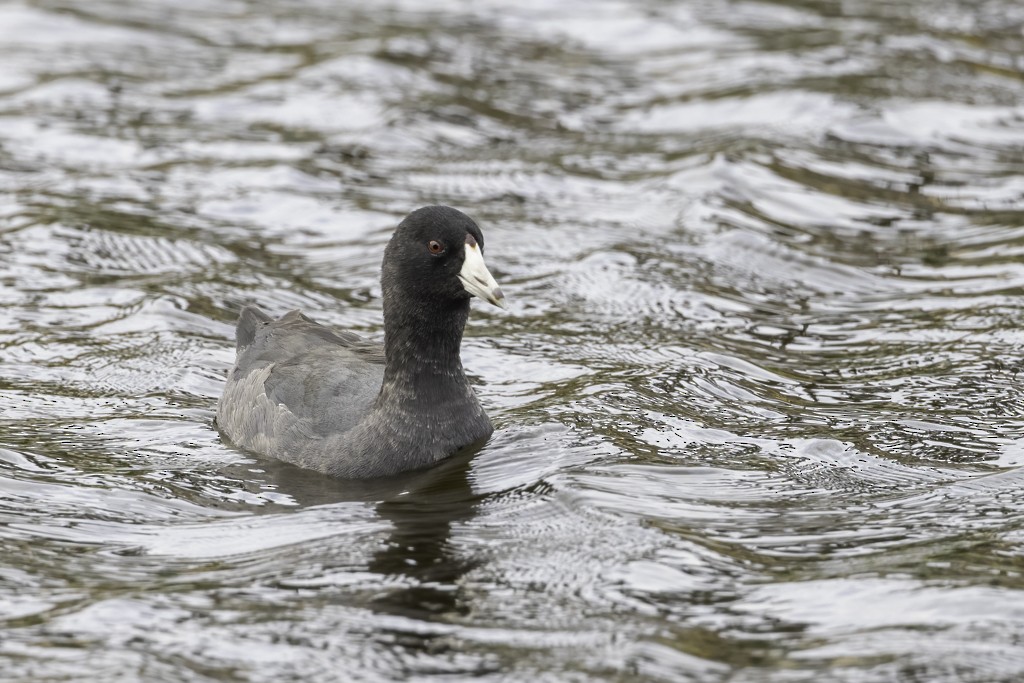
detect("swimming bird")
[217,205,505,479]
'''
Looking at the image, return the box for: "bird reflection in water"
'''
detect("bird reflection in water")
[220,441,487,664]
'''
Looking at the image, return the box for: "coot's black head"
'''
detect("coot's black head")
[382,205,505,310]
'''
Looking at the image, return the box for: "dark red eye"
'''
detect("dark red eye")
[428,240,445,254]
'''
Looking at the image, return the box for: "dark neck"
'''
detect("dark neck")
[381,292,470,391]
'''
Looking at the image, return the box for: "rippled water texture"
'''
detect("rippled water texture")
[2,0,1024,680]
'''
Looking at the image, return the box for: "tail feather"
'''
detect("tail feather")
[236,305,272,350]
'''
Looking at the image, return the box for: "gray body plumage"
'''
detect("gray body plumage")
[216,206,501,479]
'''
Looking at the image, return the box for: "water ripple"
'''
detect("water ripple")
[2,0,1024,680]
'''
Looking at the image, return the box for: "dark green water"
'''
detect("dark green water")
[2,0,1024,680]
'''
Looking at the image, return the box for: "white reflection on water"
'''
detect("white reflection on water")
[1,0,1024,680]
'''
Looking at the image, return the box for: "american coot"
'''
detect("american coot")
[217,205,505,479]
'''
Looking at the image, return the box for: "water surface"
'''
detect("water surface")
[2,0,1024,680]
